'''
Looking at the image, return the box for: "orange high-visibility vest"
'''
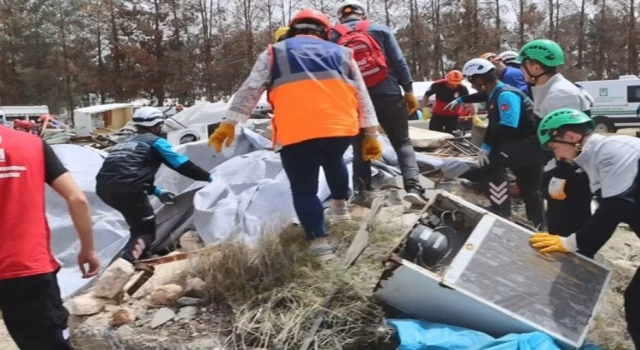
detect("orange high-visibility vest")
[268,36,360,147]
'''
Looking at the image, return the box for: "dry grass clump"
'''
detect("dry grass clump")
[193,218,402,350]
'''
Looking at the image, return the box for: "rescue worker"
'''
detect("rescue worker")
[13,119,35,133]
[275,26,289,42]
[96,107,213,263]
[531,108,640,348]
[498,50,520,68]
[208,8,381,261]
[422,70,472,135]
[515,39,593,237]
[331,0,427,205]
[462,58,544,226]
[0,125,100,349]
[0,109,5,125]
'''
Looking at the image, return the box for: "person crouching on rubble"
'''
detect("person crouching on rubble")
[530,108,640,348]
[96,107,213,263]
[274,26,289,42]
[0,124,100,350]
[461,58,545,227]
[208,8,382,261]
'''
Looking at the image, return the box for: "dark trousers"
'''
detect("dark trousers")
[280,136,352,240]
[97,189,156,261]
[626,265,640,349]
[0,271,71,350]
[352,94,421,192]
[483,159,544,228]
[429,114,459,135]
[543,154,593,237]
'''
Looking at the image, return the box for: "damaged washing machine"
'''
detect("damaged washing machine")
[374,190,611,350]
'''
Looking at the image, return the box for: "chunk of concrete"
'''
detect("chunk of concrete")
[125,259,190,299]
[184,277,206,298]
[93,258,135,299]
[176,306,198,320]
[111,307,136,327]
[150,284,183,306]
[66,294,109,316]
[150,308,175,329]
[180,231,205,252]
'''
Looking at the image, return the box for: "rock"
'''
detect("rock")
[150,284,183,306]
[180,231,205,252]
[111,307,136,327]
[177,306,198,320]
[184,277,206,297]
[150,308,176,329]
[92,258,135,299]
[177,297,204,307]
[65,294,109,316]
[115,325,134,339]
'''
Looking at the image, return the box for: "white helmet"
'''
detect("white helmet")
[462,58,496,78]
[133,107,165,128]
[498,50,519,64]
[337,0,366,18]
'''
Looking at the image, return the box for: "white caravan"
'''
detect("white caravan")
[576,75,640,132]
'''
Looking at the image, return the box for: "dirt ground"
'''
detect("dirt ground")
[0,321,17,350]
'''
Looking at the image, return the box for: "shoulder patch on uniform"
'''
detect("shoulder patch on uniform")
[500,104,510,111]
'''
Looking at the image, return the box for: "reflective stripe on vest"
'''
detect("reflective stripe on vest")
[268,36,360,147]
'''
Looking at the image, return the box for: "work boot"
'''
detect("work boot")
[310,238,336,262]
[403,187,427,205]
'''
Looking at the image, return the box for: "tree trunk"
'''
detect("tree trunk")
[597,0,606,79]
[577,0,586,69]
[547,0,554,39]
[518,0,525,47]
[495,0,501,50]
[629,0,637,75]
[108,0,123,99]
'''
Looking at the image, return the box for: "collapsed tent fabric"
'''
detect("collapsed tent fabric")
[48,127,474,298]
[386,319,601,350]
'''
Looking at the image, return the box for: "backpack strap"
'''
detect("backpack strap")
[355,20,371,32]
[333,24,350,36]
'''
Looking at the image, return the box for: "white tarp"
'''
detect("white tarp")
[49,128,474,298]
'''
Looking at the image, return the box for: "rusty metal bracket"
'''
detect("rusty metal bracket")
[126,262,155,296]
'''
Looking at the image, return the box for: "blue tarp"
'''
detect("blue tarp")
[387,319,601,350]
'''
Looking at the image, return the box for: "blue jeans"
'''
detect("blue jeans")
[280,136,353,240]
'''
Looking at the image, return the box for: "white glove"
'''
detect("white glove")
[477,148,490,167]
[548,177,567,200]
[445,98,463,111]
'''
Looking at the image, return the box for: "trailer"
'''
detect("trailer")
[576,75,640,132]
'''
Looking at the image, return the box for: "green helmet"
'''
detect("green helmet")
[538,108,595,150]
[514,39,565,67]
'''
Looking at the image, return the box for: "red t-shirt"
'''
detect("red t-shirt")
[0,127,66,279]
[425,79,470,116]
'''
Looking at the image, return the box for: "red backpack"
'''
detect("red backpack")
[333,21,389,88]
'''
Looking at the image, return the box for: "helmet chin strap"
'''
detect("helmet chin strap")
[522,62,548,84]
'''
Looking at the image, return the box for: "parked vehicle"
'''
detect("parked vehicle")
[576,75,640,132]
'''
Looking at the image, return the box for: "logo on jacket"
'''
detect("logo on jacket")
[454,92,459,98]
[500,104,509,111]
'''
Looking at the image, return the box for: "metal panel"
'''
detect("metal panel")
[451,218,610,345]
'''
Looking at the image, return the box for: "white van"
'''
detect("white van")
[576,75,640,132]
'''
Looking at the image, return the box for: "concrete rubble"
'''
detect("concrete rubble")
[150,284,184,306]
[92,258,135,299]
[151,308,176,328]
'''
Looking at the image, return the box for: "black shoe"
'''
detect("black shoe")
[403,187,427,205]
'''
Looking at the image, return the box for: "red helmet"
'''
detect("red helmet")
[289,9,331,38]
[14,120,35,130]
[446,70,464,86]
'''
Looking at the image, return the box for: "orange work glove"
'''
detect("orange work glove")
[404,92,419,115]
[362,134,383,161]
[208,123,235,153]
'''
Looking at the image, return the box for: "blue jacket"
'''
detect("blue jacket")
[330,19,413,96]
[500,66,530,97]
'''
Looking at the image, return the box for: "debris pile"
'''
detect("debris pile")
[425,137,479,157]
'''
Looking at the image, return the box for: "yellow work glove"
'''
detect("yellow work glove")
[404,93,419,116]
[208,123,235,153]
[362,134,382,161]
[529,232,577,254]
[548,177,567,200]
